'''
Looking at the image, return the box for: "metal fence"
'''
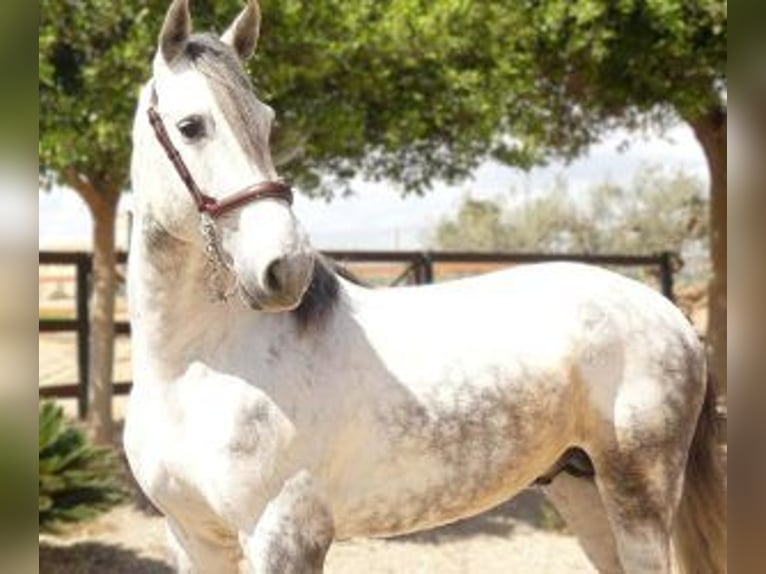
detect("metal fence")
[39,249,677,418]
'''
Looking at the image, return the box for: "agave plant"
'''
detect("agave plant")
[38,401,125,532]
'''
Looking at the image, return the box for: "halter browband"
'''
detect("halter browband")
[147,86,293,218]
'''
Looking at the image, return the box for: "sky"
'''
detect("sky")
[39,124,708,251]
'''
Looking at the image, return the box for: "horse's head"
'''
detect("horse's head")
[133,0,314,312]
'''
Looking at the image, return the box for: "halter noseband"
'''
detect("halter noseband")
[146,84,294,302]
[146,85,294,218]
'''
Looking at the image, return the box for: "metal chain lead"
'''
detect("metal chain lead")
[199,213,236,302]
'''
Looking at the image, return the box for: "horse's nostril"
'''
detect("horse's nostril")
[264,258,287,293]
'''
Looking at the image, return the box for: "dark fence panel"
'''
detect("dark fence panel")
[39,249,676,416]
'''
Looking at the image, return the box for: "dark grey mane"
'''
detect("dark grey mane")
[182,33,272,175]
[292,256,341,329]
[292,257,369,329]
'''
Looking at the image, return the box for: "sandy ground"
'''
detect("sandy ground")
[40,490,596,574]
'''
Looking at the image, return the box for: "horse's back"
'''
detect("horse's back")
[352,261,699,373]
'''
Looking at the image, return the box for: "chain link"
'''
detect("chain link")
[199,213,236,302]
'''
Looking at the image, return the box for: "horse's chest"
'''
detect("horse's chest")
[124,370,295,526]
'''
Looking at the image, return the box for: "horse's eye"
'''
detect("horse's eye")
[177,116,206,141]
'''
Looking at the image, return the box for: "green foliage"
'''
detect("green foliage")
[512,0,726,141]
[38,402,125,532]
[37,0,513,195]
[39,0,164,195]
[433,166,709,282]
[434,198,512,252]
[39,0,726,198]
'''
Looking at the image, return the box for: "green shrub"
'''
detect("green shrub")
[38,402,125,532]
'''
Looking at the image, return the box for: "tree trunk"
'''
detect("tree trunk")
[84,194,119,445]
[690,106,727,394]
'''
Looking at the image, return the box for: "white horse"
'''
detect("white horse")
[125,1,725,572]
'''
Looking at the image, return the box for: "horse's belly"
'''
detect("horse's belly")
[327,380,572,539]
[331,442,551,539]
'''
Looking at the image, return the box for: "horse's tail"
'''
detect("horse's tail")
[674,370,726,574]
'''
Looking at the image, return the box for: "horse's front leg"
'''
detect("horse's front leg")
[245,471,335,574]
[166,517,242,573]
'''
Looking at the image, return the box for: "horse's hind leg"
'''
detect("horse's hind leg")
[590,429,692,574]
[542,473,623,573]
[594,472,675,573]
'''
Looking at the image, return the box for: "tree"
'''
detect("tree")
[433,167,710,283]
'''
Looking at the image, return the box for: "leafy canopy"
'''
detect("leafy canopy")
[513,0,726,135]
[40,0,726,198]
[40,0,156,195]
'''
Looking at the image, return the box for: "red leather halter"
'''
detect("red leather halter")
[146,86,293,218]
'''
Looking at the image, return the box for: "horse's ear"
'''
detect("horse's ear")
[159,0,191,64]
[221,0,261,61]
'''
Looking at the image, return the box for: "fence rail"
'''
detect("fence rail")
[39,249,677,418]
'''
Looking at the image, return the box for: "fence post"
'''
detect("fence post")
[418,252,434,284]
[658,251,675,302]
[75,255,91,419]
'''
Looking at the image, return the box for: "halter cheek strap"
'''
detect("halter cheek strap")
[146,86,294,218]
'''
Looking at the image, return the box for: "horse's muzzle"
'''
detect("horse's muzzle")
[238,251,315,312]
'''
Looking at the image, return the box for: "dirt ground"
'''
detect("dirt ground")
[39,490,596,574]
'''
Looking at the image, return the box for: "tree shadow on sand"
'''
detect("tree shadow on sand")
[39,541,173,574]
[395,489,566,544]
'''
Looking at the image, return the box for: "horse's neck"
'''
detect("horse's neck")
[128,216,243,381]
[128,212,361,386]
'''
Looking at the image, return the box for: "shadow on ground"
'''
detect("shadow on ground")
[39,542,173,574]
[37,491,567,572]
[395,488,566,544]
